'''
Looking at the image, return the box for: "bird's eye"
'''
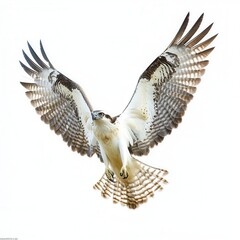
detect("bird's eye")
[99,112,104,117]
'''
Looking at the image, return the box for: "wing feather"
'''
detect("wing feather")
[186,23,213,48]
[20,42,101,159]
[22,50,42,72]
[118,13,217,156]
[40,40,55,68]
[193,34,217,52]
[167,12,190,47]
[178,13,204,45]
[27,41,49,69]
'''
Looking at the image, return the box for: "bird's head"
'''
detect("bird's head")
[91,110,105,121]
[91,110,117,123]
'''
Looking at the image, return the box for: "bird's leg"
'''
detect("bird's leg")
[99,145,115,182]
[104,160,115,182]
[119,139,129,179]
[120,166,128,179]
[105,168,115,182]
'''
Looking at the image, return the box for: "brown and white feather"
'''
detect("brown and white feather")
[20,42,101,159]
[119,13,217,156]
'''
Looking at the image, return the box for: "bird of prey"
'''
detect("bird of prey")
[20,13,217,209]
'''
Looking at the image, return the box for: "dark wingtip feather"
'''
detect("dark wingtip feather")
[40,40,54,69]
[20,81,28,88]
[178,13,204,45]
[193,34,218,52]
[20,81,34,89]
[27,41,49,69]
[187,23,214,48]
[167,12,190,48]
[19,60,37,76]
[22,49,42,72]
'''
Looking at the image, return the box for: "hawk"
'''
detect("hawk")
[20,13,217,209]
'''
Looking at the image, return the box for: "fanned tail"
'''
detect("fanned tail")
[93,161,168,209]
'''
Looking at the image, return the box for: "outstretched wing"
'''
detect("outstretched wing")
[118,13,217,156]
[20,42,101,159]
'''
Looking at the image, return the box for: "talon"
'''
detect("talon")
[105,169,114,182]
[120,167,128,179]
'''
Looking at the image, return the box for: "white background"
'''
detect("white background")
[0,0,239,240]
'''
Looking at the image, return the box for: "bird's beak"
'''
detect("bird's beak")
[91,112,96,120]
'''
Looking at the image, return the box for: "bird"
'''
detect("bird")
[20,13,217,209]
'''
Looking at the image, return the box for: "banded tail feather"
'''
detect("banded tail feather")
[94,160,168,209]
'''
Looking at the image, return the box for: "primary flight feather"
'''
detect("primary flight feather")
[20,13,217,209]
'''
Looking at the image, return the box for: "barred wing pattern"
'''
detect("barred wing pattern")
[119,13,217,156]
[20,42,101,159]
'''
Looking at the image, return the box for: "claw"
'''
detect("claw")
[120,167,128,179]
[105,168,115,182]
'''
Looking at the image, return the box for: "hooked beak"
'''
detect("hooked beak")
[91,112,97,121]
